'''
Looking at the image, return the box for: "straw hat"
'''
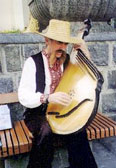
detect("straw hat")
[39,19,82,44]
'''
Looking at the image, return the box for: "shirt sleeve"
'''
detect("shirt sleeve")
[18,57,43,108]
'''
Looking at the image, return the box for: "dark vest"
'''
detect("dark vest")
[31,52,69,93]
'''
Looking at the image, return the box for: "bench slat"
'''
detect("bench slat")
[0,131,8,157]
[95,115,111,137]
[20,120,32,151]
[89,122,102,139]
[10,128,20,155]
[0,92,18,104]
[14,122,25,153]
[14,121,28,154]
[18,121,30,153]
[93,118,109,137]
[97,113,116,136]
[92,117,110,138]
[91,121,105,139]
[86,125,96,140]
[5,130,13,156]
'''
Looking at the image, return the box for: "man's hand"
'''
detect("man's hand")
[48,92,71,106]
[73,40,91,59]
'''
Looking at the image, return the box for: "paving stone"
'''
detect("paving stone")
[99,136,116,156]
[5,154,28,168]
[3,139,116,168]
[0,160,4,168]
[52,147,69,168]
[92,139,116,168]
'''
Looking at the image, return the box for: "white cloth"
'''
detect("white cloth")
[18,53,63,108]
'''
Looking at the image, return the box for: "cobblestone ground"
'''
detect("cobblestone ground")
[92,137,116,168]
[2,137,116,168]
[52,137,116,168]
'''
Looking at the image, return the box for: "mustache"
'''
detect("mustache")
[56,50,66,54]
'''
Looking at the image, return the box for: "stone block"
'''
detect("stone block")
[113,44,116,63]
[86,32,116,42]
[99,136,116,156]
[0,34,44,44]
[4,45,21,72]
[5,154,29,168]
[88,43,109,66]
[22,44,40,59]
[92,139,116,168]
[0,60,2,73]
[0,78,13,93]
[0,46,2,73]
[8,103,25,122]
[4,148,69,168]
[108,70,116,89]
[0,160,4,168]
[102,93,116,113]
[52,147,69,168]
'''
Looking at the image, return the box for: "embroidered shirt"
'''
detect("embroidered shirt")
[42,50,63,94]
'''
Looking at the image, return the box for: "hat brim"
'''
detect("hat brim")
[39,32,83,44]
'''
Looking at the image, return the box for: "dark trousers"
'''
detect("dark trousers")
[24,110,98,168]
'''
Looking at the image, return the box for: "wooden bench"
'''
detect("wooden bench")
[0,92,116,158]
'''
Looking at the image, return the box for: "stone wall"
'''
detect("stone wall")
[0,33,45,121]
[86,32,116,120]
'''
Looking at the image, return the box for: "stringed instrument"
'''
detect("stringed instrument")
[46,19,104,135]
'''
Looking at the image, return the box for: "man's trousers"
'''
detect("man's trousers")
[24,109,98,168]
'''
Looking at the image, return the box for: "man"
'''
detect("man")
[18,19,98,168]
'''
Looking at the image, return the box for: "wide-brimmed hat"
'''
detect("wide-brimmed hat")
[39,19,82,44]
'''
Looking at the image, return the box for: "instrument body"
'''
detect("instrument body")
[46,49,104,135]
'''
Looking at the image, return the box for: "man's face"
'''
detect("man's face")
[45,38,68,58]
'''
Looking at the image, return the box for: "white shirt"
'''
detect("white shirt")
[18,53,63,108]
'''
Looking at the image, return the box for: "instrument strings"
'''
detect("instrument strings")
[75,50,95,80]
[75,49,101,81]
[77,49,101,80]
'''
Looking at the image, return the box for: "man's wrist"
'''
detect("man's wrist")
[40,94,49,104]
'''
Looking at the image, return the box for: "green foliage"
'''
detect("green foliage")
[0,29,23,33]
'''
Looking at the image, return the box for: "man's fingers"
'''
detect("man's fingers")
[48,92,72,106]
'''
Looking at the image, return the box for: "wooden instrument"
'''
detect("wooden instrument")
[46,20,104,135]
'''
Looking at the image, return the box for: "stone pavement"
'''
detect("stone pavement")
[92,137,116,168]
[52,137,116,168]
[1,136,116,168]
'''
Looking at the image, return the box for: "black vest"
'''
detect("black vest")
[31,52,69,93]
